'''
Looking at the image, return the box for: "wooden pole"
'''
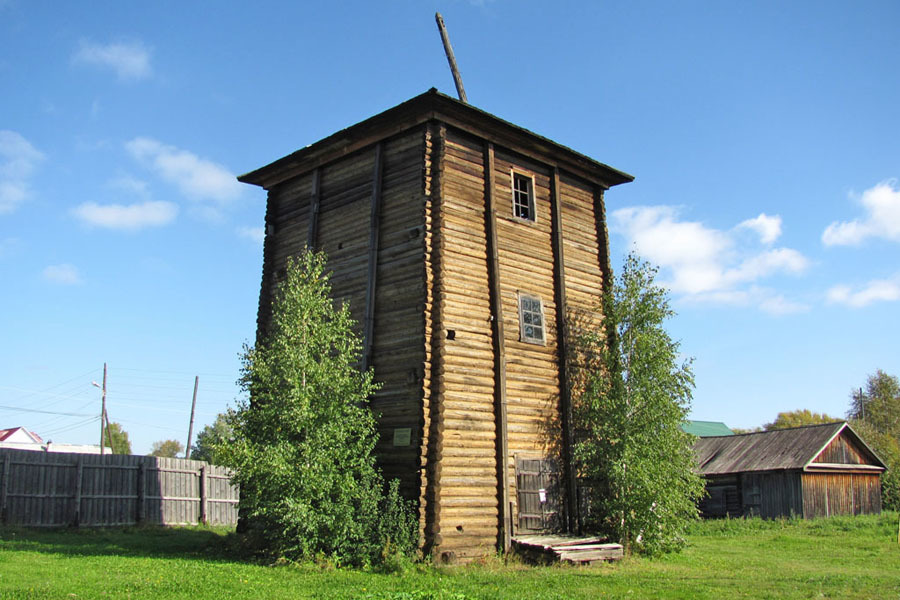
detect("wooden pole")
[550,168,578,534]
[0,454,9,524]
[307,168,322,249]
[483,142,511,552]
[435,13,468,103]
[136,462,145,524]
[103,409,114,454]
[362,143,384,373]
[73,457,83,527]
[99,363,107,456]
[185,376,199,459]
[199,465,208,525]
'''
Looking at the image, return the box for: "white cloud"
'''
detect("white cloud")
[827,276,900,308]
[237,226,265,245]
[126,138,241,211]
[0,130,44,214]
[42,264,83,286]
[736,213,782,244]
[72,39,152,81]
[72,200,178,231]
[822,180,900,246]
[611,206,808,313]
[107,175,150,198]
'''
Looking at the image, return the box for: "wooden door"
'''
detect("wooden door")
[515,457,562,533]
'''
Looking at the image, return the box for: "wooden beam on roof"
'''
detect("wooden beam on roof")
[435,13,468,104]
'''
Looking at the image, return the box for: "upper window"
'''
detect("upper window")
[512,172,535,222]
[518,293,545,344]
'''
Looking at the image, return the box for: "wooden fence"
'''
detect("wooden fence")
[0,448,239,527]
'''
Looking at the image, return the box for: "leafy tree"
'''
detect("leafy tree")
[149,439,184,458]
[105,421,132,455]
[569,252,705,555]
[764,409,840,431]
[847,370,900,510]
[847,370,900,436]
[190,412,232,464]
[730,426,762,434]
[218,251,415,565]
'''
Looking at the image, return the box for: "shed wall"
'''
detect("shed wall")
[813,434,873,466]
[740,471,803,518]
[801,473,882,517]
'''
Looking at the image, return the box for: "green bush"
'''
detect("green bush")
[218,251,415,566]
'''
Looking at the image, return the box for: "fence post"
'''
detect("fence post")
[0,454,9,524]
[199,465,207,525]
[136,462,145,524]
[73,457,83,527]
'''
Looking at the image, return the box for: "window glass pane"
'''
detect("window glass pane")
[532,313,542,327]
[525,325,534,338]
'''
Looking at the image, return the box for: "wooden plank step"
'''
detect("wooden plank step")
[558,547,624,563]
[512,535,605,549]
[551,543,620,552]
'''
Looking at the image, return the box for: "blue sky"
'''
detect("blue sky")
[2,1,898,453]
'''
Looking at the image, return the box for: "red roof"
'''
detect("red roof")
[0,427,44,443]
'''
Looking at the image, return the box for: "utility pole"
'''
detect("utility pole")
[435,12,468,104]
[93,363,108,455]
[185,376,199,459]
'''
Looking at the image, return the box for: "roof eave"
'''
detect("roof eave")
[238,89,634,191]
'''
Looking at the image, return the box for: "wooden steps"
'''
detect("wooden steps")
[512,535,624,565]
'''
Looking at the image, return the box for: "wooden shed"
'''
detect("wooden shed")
[239,89,632,560]
[693,422,886,519]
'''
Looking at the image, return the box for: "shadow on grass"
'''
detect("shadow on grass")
[0,525,245,562]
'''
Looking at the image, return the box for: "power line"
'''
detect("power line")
[0,403,94,417]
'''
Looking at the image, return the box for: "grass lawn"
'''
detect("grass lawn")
[1,513,898,599]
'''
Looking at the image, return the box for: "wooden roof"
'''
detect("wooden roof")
[239,88,634,191]
[693,422,886,475]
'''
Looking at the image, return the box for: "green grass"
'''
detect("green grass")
[1,514,899,599]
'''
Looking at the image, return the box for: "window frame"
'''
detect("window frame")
[517,292,546,345]
[511,170,536,223]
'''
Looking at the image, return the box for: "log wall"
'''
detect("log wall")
[255,116,616,561]
[258,128,429,503]
[427,127,499,559]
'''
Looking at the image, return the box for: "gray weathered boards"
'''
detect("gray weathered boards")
[0,448,238,527]
[694,422,886,519]
[239,89,632,561]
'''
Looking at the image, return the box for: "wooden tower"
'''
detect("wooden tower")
[239,89,633,561]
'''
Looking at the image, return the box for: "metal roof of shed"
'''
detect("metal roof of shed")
[682,420,734,437]
[693,422,886,475]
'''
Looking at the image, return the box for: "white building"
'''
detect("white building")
[0,426,110,454]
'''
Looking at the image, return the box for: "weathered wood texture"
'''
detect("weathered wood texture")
[813,434,874,466]
[0,449,238,527]
[801,473,882,517]
[430,127,499,559]
[739,470,803,519]
[258,127,430,504]
[245,92,631,560]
